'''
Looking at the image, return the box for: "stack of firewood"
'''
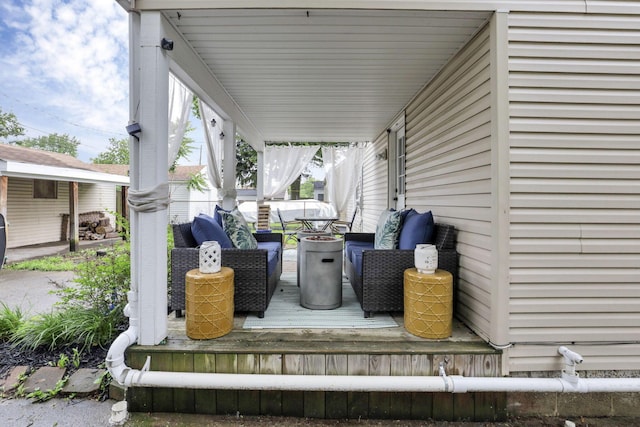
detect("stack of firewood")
[78,212,120,240]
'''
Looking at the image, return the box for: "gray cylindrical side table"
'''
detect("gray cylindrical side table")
[296,230,331,287]
[299,236,343,309]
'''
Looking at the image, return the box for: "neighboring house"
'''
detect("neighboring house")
[0,144,129,249]
[94,164,219,224]
[167,165,218,223]
[115,1,639,417]
[313,180,325,201]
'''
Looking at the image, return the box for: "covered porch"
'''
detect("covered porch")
[118,0,491,346]
[113,2,502,420]
[108,0,640,421]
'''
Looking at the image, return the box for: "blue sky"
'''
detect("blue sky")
[0,0,204,164]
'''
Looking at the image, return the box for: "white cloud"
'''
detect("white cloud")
[0,0,129,160]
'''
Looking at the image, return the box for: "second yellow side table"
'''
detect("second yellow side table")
[404,268,453,339]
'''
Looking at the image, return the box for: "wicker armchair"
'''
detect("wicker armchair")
[170,222,282,318]
[344,223,458,318]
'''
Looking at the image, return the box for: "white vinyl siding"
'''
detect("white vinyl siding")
[405,23,493,340]
[168,183,191,224]
[6,179,116,248]
[507,12,640,371]
[361,132,389,232]
[168,181,218,225]
[7,179,70,248]
[78,182,117,215]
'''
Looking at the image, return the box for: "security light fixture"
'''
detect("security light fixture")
[126,122,141,140]
[161,38,174,51]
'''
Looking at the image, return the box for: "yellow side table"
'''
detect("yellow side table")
[404,268,453,339]
[185,267,234,339]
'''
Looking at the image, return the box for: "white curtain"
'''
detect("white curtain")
[198,99,223,189]
[264,145,320,199]
[322,145,364,217]
[167,74,193,169]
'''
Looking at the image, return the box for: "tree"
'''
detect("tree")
[236,138,257,188]
[299,177,315,199]
[91,123,207,192]
[170,124,195,172]
[91,125,195,168]
[13,133,80,157]
[0,108,24,139]
[91,137,129,164]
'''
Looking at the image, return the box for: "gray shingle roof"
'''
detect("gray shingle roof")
[93,163,205,181]
[0,143,99,171]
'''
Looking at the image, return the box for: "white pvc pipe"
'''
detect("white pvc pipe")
[120,371,640,394]
[106,295,640,395]
[106,291,139,385]
[451,376,640,393]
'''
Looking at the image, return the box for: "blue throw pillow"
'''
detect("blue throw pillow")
[398,210,435,250]
[213,205,229,227]
[191,214,233,248]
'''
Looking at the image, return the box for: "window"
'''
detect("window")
[33,180,57,199]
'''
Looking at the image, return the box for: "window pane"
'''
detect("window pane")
[33,180,57,199]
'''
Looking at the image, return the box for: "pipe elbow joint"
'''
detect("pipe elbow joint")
[106,327,139,385]
[558,346,583,364]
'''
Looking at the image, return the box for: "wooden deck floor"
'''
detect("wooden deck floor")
[142,264,497,367]
[125,263,505,419]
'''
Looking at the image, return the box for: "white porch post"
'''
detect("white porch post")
[257,150,264,202]
[221,120,237,209]
[130,11,169,345]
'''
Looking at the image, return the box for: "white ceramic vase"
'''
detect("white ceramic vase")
[414,244,438,274]
[199,241,222,273]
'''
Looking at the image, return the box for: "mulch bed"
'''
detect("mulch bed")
[0,342,108,382]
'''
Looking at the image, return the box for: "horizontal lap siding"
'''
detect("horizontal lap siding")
[78,183,116,214]
[406,24,493,341]
[7,179,70,248]
[508,12,640,370]
[168,184,191,224]
[361,132,388,232]
[6,179,116,248]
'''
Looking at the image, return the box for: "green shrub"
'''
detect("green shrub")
[11,215,132,350]
[11,307,122,351]
[55,242,131,316]
[0,303,24,340]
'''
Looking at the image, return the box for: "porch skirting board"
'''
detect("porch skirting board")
[243,275,397,329]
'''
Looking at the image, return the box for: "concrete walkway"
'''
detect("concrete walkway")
[4,238,122,265]
[0,240,123,425]
[1,239,122,315]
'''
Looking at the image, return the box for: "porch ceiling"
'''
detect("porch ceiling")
[165,8,491,144]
